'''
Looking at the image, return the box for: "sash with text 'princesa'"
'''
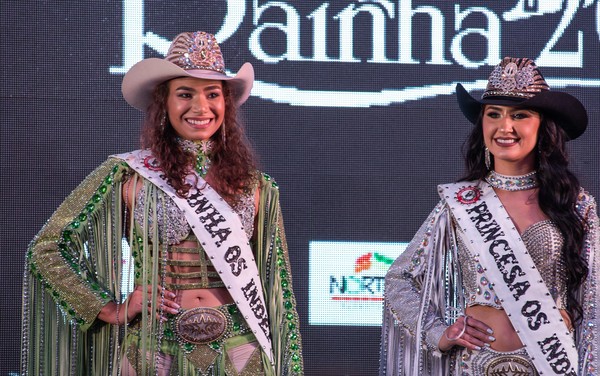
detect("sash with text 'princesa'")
[440,182,576,375]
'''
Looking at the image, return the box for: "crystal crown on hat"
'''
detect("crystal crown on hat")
[482,57,550,100]
[165,31,226,73]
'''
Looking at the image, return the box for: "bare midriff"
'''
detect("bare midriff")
[466,305,522,351]
[467,305,571,351]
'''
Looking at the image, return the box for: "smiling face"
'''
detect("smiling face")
[166,77,226,141]
[482,105,542,174]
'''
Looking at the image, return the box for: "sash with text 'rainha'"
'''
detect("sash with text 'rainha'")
[114,150,274,363]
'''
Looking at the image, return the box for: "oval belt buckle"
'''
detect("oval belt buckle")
[176,307,228,344]
[485,355,537,376]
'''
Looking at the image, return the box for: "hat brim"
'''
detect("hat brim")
[122,58,254,111]
[456,83,587,140]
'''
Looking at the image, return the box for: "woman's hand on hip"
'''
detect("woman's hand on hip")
[438,315,496,352]
[131,285,181,321]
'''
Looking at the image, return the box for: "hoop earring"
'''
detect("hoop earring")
[484,147,491,170]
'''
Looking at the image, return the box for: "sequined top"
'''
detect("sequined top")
[457,220,567,310]
[133,182,256,245]
[133,180,257,290]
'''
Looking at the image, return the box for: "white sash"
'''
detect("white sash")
[114,150,274,362]
[440,182,577,375]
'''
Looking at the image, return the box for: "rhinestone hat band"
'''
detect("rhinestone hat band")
[482,57,549,100]
[485,170,538,191]
[165,31,226,73]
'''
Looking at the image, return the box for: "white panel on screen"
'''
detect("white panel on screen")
[309,241,408,326]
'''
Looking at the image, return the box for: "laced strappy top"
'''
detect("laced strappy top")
[133,182,257,290]
[457,220,568,310]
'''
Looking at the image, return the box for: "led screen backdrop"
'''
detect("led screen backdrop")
[1,1,599,375]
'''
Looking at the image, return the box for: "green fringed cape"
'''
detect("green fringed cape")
[21,156,304,375]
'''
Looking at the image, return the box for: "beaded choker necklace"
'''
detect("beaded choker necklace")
[177,138,214,177]
[485,170,538,191]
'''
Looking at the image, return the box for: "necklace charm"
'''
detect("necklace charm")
[195,152,211,177]
[177,138,214,177]
[485,170,538,191]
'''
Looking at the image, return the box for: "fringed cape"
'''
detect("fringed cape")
[379,183,600,375]
[21,156,304,375]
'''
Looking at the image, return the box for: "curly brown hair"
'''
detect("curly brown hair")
[140,80,259,202]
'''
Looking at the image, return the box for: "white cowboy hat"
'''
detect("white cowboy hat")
[122,31,254,111]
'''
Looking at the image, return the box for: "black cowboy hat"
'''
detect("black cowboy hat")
[456,57,587,140]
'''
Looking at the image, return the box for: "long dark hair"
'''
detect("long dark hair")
[460,113,588,324]
[140,80,258,203]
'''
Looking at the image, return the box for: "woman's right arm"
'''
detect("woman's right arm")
[26,159,131,330]
[94,172,180,326]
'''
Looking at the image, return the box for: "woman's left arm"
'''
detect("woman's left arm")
[254,174,304,375]
[576,191,600,375]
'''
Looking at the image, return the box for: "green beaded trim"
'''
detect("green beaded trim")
[262,172,279,188]
[34,162,129,324]
[274,227,303,374]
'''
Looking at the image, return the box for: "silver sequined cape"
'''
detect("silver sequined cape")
[379,182,600,375]
[21,156,304,376]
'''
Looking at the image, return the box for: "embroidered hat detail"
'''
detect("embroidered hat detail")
[166,31,226,73]
[482,57,549,100]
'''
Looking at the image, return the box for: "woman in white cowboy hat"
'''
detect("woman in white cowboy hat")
[380,57,599,375]
[22,31,304,376]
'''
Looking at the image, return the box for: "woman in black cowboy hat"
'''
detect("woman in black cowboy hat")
[380,57,599,375]
[22,31,304,376]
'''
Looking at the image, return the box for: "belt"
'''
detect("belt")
[485,355,538,375]
[166,303,252,352]
[165,304,256,373]
[460,347,539,376]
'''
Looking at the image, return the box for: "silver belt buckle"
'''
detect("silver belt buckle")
[485,355,538,375]
[176,307,227,344]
